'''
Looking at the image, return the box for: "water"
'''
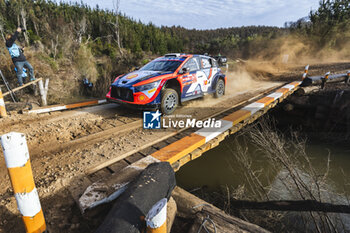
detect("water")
[176,134,350,196]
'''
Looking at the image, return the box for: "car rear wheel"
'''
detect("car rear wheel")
[214,79,225,98]
[161,88,178,115]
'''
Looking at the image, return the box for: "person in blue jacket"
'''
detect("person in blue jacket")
[5,27,35,86]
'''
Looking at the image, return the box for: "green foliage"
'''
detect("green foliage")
[142,58,150,65]
[27,29,40,44]
[309,0,350,49]
[0,0,288,60]
[286,0,350,54]
[0,0,184,56]
[75,44,98,83]
[36,53,59,71]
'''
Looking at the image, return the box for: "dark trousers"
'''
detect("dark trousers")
[14,60,35,86]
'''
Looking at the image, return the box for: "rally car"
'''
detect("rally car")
[106,53,227,114]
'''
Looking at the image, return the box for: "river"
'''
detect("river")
[176,135,350,195]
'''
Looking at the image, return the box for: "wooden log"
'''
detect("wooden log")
[95,162,176,233]
[24,98,107,114]
[3,78,42,97]
[302,73,347,86]
[229,200,350,214]
[172,187,270,233]
[166,197,177,233]
[79,156,160,214]
[295,86,320,96]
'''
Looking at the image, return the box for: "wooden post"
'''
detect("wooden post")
[146,198,167,233]
[3,78,42,97]
[0,132,46,233]
[321,71,330,89]
[346,71,350,85]
[302,64,309,80]
[0,87,7,118]
[38,79,49,106]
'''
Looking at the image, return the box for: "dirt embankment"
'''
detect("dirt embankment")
[243,61,350,82]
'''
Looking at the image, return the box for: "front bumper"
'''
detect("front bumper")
[106,97,160,110]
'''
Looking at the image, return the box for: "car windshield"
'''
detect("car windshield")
[140,60,182,72]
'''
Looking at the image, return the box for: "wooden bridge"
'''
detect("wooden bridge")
[76,80,302,213]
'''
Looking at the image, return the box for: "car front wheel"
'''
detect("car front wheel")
[161,88,178,115]
[214,79,225,98]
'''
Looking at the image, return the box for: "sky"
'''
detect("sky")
[60,0,320,29]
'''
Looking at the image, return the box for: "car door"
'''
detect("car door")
[180,57,201,98]
[197,57,217,93]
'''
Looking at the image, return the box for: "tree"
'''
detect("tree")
[112,0,123,54]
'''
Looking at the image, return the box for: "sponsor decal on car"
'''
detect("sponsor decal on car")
[126,74,139,79]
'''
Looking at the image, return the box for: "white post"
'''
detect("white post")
[44,78,49,105]
[0,132,46,233]
[38,79,49,106]
[146,198,167,233]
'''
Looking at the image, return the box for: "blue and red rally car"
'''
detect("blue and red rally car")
[106,53,227,114]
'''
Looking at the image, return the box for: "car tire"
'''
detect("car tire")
[161,88,178,115]
[214,79,225,98]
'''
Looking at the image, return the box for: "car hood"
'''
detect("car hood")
[113,70,171,87]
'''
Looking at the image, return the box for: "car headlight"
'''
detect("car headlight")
[134,81,160,92]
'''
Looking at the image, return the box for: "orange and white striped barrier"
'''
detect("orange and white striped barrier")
[0,132,46,233]
[324,71,330,80]
[25,99,107,114]
[146,198,167,233]
[321,72,331,89]
[152,81,301,164]
[302,65,309,80]
[0,87,7,118]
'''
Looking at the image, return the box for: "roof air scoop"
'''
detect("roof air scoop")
[164,53,181,57]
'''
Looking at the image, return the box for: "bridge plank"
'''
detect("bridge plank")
[151,133,206,164]
[222,109,251,125]
[256,96,275,106]
[275,88,289,94]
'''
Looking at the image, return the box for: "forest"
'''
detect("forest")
[0,0,349,102]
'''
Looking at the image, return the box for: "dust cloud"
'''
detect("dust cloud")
[225,69,261,94]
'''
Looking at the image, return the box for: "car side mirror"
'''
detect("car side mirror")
[180,67,190,74]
